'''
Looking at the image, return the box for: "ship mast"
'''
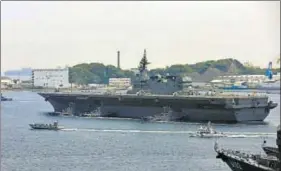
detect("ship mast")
[138,49,150,74]
[137,49,150,90]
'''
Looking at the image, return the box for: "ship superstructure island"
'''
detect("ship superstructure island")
[38,50,278,123]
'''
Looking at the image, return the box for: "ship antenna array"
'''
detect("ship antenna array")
[138,49,150,73]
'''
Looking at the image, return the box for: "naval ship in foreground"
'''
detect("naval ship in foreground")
[38,50,278,123]
[215,123,281,171]
[262,145,279,158]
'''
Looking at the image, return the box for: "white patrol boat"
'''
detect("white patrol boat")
[29,121,64,130]
[190,121,226,138]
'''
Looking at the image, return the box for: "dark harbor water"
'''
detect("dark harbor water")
[1,91,280,171]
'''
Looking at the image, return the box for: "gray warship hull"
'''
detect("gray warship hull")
[38,92,277,123]
[263,146,279,158]
[215,150,277,171]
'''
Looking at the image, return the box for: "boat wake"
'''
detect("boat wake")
[60,128,78,131]
[226,134,262,138]
[61,128,191,134]
[59,128,276,138]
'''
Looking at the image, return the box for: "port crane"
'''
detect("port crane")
[265,62,273,80]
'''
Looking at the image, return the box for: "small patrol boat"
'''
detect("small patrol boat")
[29,121,63,130]
[1,94,12,101]
[190,121,225,138]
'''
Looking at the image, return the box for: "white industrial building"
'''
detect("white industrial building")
[109,78,131,88]
[32,68,71,88]
[1,76,14,88]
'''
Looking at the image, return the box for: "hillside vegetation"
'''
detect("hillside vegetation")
[69,58,280,84]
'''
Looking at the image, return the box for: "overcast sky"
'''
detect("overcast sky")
[1,1,280,72]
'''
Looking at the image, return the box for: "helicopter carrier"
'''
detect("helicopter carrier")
[38,50,278,123]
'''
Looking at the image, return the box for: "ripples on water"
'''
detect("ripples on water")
[1,91,280,171]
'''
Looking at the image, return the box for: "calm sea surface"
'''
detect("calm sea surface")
[1,91,280,171]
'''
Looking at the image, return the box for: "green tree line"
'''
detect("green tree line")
[69,58,280,85]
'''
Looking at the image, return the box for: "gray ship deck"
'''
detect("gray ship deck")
[39,91,268,100]
[38,91,277,123]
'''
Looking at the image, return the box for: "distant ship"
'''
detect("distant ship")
[256,80,281,91]
[1,94,12,101]
[38,50,278,123]
[221,81,281,91]
[29,121,63,130]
